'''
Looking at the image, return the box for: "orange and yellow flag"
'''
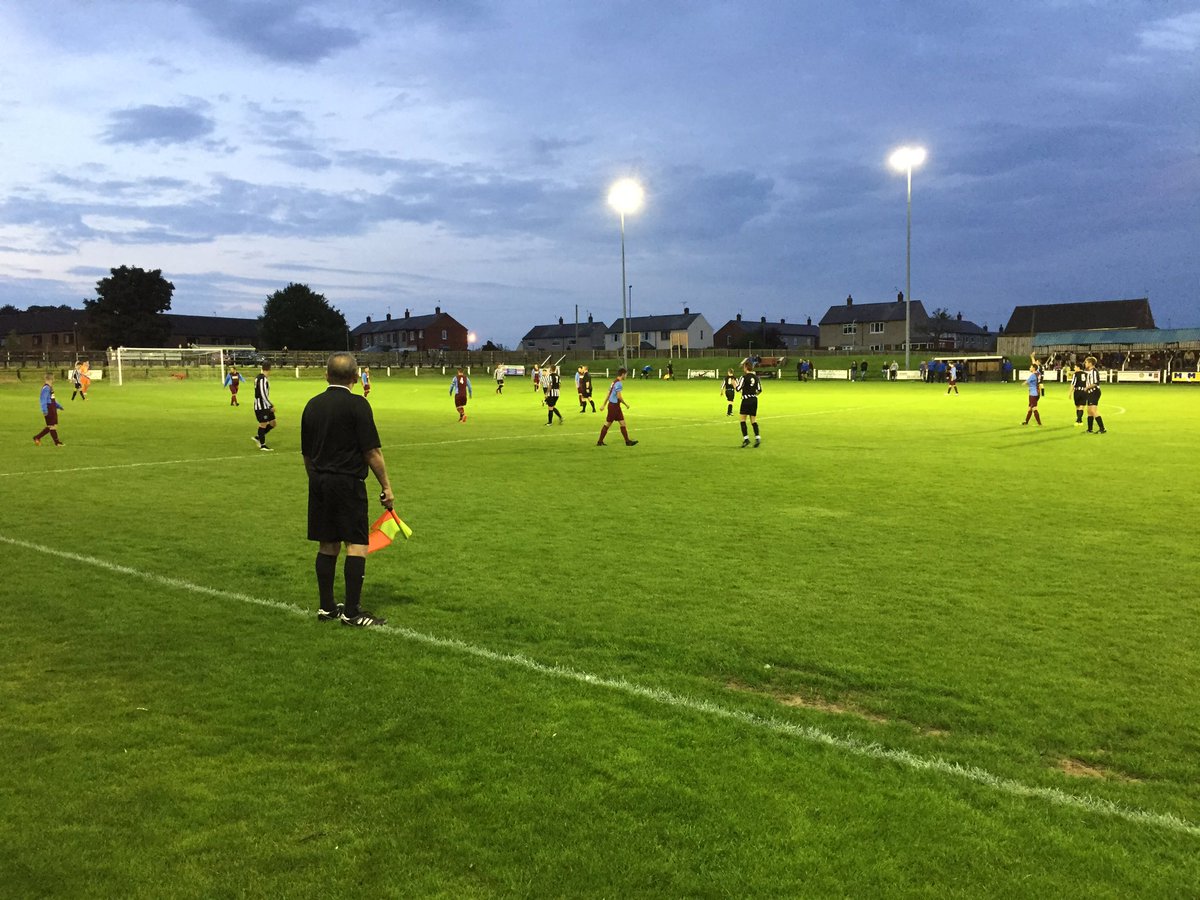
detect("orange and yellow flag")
[368,509,413,553]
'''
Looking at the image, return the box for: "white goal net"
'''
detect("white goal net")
[109,346,229,386]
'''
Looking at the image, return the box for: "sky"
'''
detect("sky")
[0,1,1196,347]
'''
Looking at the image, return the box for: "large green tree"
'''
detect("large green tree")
[258,283,348,350]
[84,266,174,347]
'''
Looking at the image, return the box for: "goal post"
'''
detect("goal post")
[110,346,229,386]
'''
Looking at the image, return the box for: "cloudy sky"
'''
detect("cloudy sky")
[0,1,1196,346]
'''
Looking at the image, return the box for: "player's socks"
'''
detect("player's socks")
[71,390,77,400]
[343,555,366,614]
[752,423,760,439]
[315,552,337,612]
[740,422,748,438]
[1095,416,1105,433]
[619,426,631,443]
[589,401,595,412]
[34,427,50,442]
[50,429,62,445]
[1034,411,1041,425]
[1076,410,1083,422]
[1087,415,1094,432]
[548,410,554,425]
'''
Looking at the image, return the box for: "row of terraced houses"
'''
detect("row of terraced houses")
[0,295,1172,360]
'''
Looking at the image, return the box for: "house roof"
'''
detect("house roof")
[0,306,85,333]
[926,316,988,336]
[718,318,819,338]
[351,311,461,336]
[166,313,258,339]
[819,299,930,326]
[604,312,705,334]
[1004,298,1153,335]
[521,321,608,341]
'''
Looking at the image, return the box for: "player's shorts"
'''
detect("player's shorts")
[454,392,468,407]
[229,384,240,394]
[1087,388,1101,404]
[740,396,759,417]
[44,408,59,427]
[255,407,275,423]
[547,395,558,408]
[581,387,592,399]
[1028,394,1040,408]
[606,401,624,423]
[724,389,735,400]
[307,473,369,545]
[948,378,957,386]
[1073,390,1087,406]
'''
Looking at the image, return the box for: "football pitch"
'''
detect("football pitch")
[2,369,1198,897]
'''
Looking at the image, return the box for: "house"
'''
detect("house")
[0,306,88,352]
[602,308,714,353]
[924,312,997,353]
[520,315,608,353]
[818,294,930,352]
[713,314,819,351]
[351,307,469,352]
[997,298,1154,358]
[165,314,258,347]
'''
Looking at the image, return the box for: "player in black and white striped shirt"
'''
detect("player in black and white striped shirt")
[735,359,763,448]
[253,362,277,451]
[1083,356,1106,434]
[545,366,564,425]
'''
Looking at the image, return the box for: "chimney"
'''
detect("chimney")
[558,316,564,325]
[760,316,767,323]
[846,294,854,306]
[435,306,441,315]
[366,315,372,324]
[780,318,785,325]
[806,316,812,326]
[587,313,593,323]
[386,312,392,321]
[684,307,690,314]
[736,313,742,322]
[957,312,963,321]
[983,323,989,332]
[897,291,904,303]
[404,309,410,319]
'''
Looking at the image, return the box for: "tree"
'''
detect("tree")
[258,283,348,350]
[926,307,954,347]
[481,340,505,351]
[0,304,18,315]
[84,266,174,347]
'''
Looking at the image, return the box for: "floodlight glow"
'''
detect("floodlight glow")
[467,331,477,344]
[889,146,927,172]
[607,178,644,215]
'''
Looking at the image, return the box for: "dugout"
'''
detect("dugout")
[931,355,1004,382]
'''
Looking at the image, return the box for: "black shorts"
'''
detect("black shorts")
[1073,390,1087,406]
[740,396,758,417]
[547,395,558,408]
[307,473,369,545]
[255,407,275,424]
[724,389,735,400]
[1087,389,1101,405]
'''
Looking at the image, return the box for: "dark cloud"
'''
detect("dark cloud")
[183,0,362,63]
[103,104,216,146]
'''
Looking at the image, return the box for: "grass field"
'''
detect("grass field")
[2,366,1198,897]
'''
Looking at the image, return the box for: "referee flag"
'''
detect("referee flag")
[368,508,413,553]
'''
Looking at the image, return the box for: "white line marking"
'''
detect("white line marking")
[0,455,255,478]
[2,531,1196,839]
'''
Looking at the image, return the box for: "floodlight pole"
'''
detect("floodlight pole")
[620,211,629,372]
[904,162,913,370]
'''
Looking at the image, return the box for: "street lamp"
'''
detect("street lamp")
[608,178,643,372]
[889,145,926,369]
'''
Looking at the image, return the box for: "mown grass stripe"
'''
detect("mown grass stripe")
[2,531,1196,839]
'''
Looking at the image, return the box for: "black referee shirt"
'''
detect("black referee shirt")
[300,385,381,479]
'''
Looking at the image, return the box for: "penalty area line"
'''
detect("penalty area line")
[1,531,1196,840]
